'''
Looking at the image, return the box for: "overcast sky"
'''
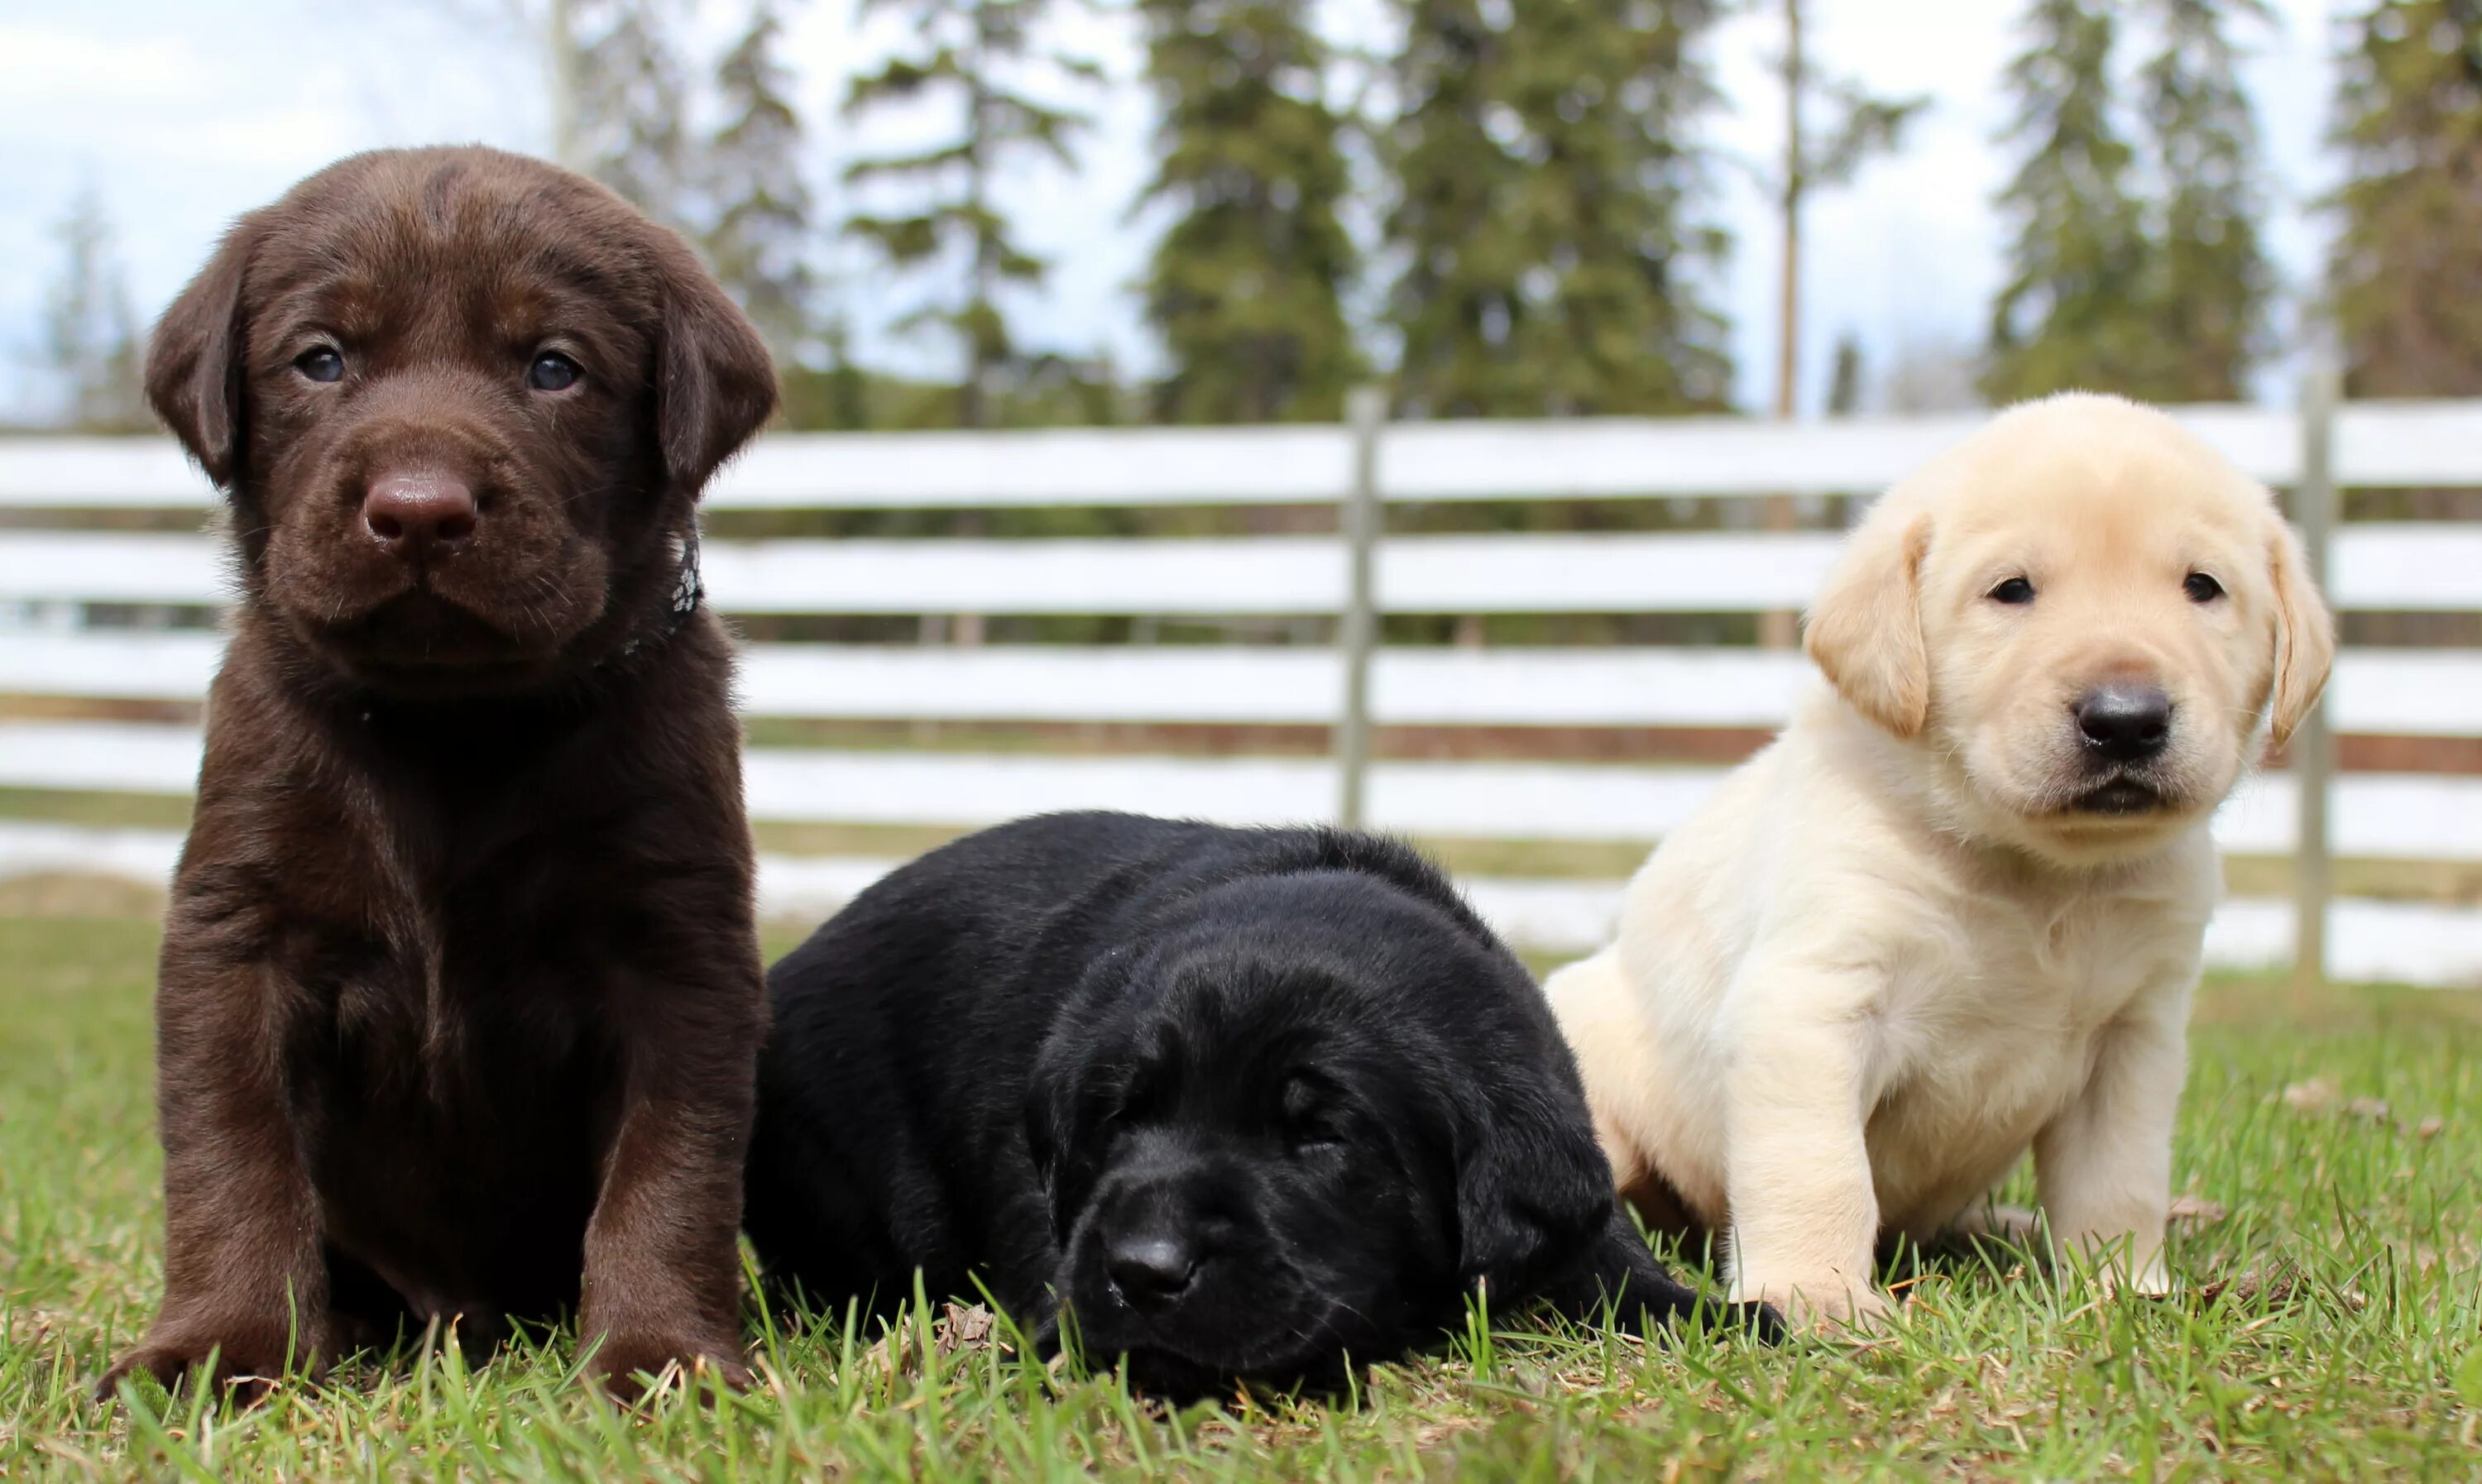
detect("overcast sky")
[0,0,2344,422]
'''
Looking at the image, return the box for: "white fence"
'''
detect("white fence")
[3,400,2480,986]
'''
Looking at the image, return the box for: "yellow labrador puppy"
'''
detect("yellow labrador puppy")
[1545,393,2335,1328]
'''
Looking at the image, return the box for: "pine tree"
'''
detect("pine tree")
[2329,0,2482,396]
[707,0,821,368]
[556,0,695,226]
[1386,0,1733,418]
[842,0,1099,428]
[1382,0,1522,416]
[1983,0,2155,403]
[1135,0,1361,423]
[2136,0,2274,400]
[42,186,147,433]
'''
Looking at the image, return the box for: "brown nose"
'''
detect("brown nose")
[363,473,477,559]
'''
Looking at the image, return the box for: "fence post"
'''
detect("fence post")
[1336,385,1388,831]
[2293,357,2341,989]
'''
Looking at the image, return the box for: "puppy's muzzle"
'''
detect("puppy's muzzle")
[2066,680,2178,814]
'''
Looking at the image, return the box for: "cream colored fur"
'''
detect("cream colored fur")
[1545,393,2336,1328]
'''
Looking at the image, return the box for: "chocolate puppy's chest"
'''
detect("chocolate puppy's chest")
[285,806,644,1317]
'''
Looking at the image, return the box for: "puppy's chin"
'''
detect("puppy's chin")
[1978,771,2217,867]
[1113,1341,1359,1401]
[288,590,578,697]
[1073,1300,1357,1396]
[2063,776,2176,816]
[1063,1248,1374,1393]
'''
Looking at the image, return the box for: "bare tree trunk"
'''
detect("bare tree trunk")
[954,2,994,648]
[545,0,585,173]
[1759,0,1804,651]
[962,6,996,433]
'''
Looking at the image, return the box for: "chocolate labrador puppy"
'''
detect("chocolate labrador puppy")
[745,813,1768,1397]
[100,146,774,1399]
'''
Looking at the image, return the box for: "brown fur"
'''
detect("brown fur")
[99,146,777,1400]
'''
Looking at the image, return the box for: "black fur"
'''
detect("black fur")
[745,811,1766,1394]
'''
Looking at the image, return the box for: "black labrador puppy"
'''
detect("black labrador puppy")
[745,811,1764,1394]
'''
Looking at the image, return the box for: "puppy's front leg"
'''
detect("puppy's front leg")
[2034,980,2190,1296]
[102,950,329,1397]
[1723,968,1886,1331]
[580,954,764,1398]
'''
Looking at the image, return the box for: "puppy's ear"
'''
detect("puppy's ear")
[651,237,778,495]
[1454,1088,1614,1297]
[1022,1041,1096,1245]
[2264,515,2337,749]
[146,217,261,488]
[1804,505,1933,737]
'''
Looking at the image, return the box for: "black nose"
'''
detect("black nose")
[2074,682,2173,762]
[1105,1231,1199,1311]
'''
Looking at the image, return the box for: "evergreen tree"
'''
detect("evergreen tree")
[707,0,821,368]
[1386,0,1733,417]
[1382,0,1522,416]
[2137,0,2274,400]
[41,186,146,433]
[2329,0,2482,396]
[1135,0,1361,423]
[842,0,1099,428]
[1983,0,2154,403]
[557,0,695,226]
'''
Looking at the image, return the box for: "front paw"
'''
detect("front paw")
[586,1330,752,1402]
[2097,1254,2177,1300]
[98,1314,331,1402]
[1743,1275,1894,1335]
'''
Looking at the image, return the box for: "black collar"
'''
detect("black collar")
[615,528,703,663]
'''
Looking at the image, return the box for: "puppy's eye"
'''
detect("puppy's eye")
[294,347,346,384]
[1280,1075,1342,1149]
[2183,572,2225,603]
[1987,577,2036,606]
[528,352,582,392]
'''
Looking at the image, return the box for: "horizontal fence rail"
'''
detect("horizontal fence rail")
[3,395,2480,987]
[2,717,2477,855]
[7,634,2482,735]
[9,527,2482,615]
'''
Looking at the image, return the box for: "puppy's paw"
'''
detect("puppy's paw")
[2099,1257,2178,1301]
[97,1314,329,1403]
[1725,1300,1790,1344]
[587,1331,752,1403]
[1747,1277,1894,1336]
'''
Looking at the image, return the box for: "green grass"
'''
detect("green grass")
[2,912,2479,1480]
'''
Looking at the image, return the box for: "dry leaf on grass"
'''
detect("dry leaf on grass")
[937,1302,998,1353]
[861,1302,1004,1376]
[2194,1264,2298,1309]
[2193,1263,2368,1314]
